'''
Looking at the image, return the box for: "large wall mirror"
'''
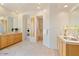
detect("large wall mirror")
[69,8,79,25]
[0,16,13,33]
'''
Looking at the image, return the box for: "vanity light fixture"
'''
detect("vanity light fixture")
[64,5,68,8]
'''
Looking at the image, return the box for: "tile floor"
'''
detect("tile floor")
[0,40,59,56]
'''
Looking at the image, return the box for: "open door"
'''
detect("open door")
[36,16,43,44]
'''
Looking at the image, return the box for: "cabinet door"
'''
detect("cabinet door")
[67,44,79,56]
[14,33,22,43]
[7,35,14,45]
[17,33,22,41]
[0,36,8,48]
[14,34,18,43]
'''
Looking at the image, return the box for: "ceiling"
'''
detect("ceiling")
[0,3,79,16]
[3,3,49,14]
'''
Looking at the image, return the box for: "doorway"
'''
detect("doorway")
[36,16,43,44]
[23,15,30,41]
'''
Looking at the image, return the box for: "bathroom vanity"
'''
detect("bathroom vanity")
[0,32,22,49]
[0,15,22,49]
[58,36,79,56]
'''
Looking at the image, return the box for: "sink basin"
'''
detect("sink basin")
[64,36,79,41]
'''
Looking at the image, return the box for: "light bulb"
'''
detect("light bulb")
[64,5,68,8]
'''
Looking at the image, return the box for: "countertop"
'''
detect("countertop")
[58,35,79,45]
[0,32,22,36]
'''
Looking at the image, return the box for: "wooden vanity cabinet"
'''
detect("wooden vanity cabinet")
[58,37,79,56]
[0,33,22,49]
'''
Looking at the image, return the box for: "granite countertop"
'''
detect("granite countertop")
[58,35,79,45]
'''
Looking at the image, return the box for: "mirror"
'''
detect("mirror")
[0,16,13,33]
[69,8,79,25]
[7,16,14,32]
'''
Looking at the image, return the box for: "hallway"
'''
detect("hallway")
[0,40,58,56]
